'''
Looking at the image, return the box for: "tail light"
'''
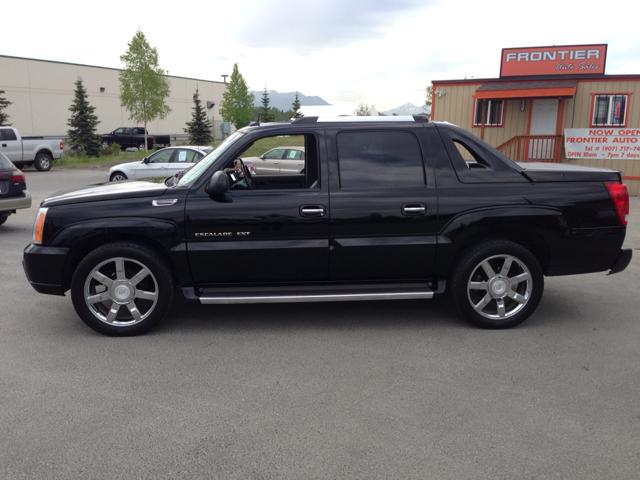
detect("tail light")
[153,136,156,143]
[11,169,25,182]
[60,141,64,150]
[604,181,629,226]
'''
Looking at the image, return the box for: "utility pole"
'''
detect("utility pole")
[221,75,228,83]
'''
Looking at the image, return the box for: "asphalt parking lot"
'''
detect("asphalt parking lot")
[1,167,639,479]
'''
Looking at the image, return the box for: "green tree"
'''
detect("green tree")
[353,102,372,116]
[260,87,274,123]
[425,85,433,108]
[219,63,255,130]
[0,90,12,126]
[66,77,101,157]
[119,29,171,153]
[291,92,303,119]
[184,87,213,145]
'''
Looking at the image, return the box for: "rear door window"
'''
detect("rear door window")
[336,131,425,190]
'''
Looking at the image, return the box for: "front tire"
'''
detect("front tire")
[34,153,52,171]
[450,240,544,329]
[110,172,128,182]
[71,242,174,336]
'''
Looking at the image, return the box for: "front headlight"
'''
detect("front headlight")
[32,207,48,244]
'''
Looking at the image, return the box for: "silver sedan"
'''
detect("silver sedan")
[107,146,212,182]
[243,146,305,175]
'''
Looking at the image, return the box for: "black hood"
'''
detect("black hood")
[41,178,168,207]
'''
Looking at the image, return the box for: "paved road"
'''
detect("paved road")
[1,167,639,479]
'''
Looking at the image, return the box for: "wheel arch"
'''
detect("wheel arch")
[435,206,566,277]
[36,148,53,158]
[49,218,187,292]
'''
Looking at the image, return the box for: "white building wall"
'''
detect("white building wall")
[0,55,230,141]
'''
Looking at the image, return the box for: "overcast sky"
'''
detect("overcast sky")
[2,0,640,112]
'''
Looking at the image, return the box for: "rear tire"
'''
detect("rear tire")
[450,240,544,329]
[34,153,52,171]
[70,242,174,336]
[138,143,146,151]
[0,216,8,226]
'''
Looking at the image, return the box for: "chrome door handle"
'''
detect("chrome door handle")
[402,204,426,215]
[300,205,325,217]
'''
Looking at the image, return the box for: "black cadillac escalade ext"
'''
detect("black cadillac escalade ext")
[24,116,631,336]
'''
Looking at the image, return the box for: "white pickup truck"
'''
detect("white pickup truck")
[0,127,65,171]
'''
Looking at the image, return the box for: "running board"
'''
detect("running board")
[196,283,435,305]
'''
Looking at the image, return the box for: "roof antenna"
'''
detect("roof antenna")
[249,114,261,127]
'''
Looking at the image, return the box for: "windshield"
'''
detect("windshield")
[176,131,245,186]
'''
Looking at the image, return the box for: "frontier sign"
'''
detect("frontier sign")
[564,128,640,160]
[500,45,607,77]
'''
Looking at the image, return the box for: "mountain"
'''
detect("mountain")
[381,103,431,116]
[249,90,331,111]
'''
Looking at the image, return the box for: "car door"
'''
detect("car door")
[255,148,286,175]
[184,131,329,285]
[279,148,305,174]
[0,128,22,163]
[112,128,128,148]
[167,149,201,176]
[134,148,174,179]
[326,127,438,281]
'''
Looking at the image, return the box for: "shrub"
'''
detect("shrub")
[100,142,122,156]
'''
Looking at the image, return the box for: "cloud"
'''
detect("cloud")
[229,0,436,53]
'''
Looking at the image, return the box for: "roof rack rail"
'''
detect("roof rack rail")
[291,115,429,124]
[291,116,318,124]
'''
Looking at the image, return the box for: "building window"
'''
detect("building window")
[473,99,504,126]
[592,94,628,126]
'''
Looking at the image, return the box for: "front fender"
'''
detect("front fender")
[48,217,191,291]
[49,217,181,250]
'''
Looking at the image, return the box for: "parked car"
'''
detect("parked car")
[0,152,31,225]
[101,127,171,151]
[24,116,631,336]
[243,146,305,175]
[107,146,212,182]
[0,127,65,171]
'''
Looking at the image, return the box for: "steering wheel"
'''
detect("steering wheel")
[238,159,254,189]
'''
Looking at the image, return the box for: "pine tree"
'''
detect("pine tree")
[119,29,171,153]
[219,63,255,130]
[260,87,274,123]
[67,78,101,157]
[0,90,12,126]
[291,92,304,119]
[184,88,213,145]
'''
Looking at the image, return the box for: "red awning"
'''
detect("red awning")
[474,80,578,99]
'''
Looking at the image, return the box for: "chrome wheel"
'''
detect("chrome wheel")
[451,240,543,329]
[83,256,159,326]
[138,143,146,151]
[466,254,532,319]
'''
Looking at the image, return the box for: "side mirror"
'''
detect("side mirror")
[205,171,229,196]
[143,157,149,164]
